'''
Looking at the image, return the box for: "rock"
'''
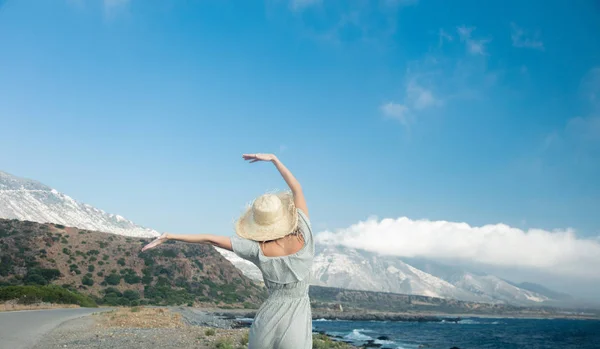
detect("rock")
[363,340,382,348]
[377,335,390,340]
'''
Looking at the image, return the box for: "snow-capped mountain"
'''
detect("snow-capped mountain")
[404,258,553,304]
[0,170,160,238]
[311,245,479,300]
[217,241,562,306]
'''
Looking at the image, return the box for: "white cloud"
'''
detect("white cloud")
[381,80,441,127]
[407,80,441,110]
[457,25,490,56]
[381,102,410,125]
[315,216,600,278]
[457,25,474,40]
[466,39,489,55]
[438,28,453,47]
[511,23,544,51]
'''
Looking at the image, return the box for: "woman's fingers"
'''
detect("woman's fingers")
[141,238,163,251]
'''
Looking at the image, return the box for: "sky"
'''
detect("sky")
[1,1,599,299]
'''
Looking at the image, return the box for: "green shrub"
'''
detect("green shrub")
[0,285,97,307]
[312,334,353,349]
[24,274,47,285]
[161,249,178,258]
[124,273,141,284]
[105,273,121,286]
[123,290,140,301]
[204,328,215,336]
[82,275,94,286]
[240,332,249,346]
[214,338,234,349]
[88,265,95,272]
[117,258,126,266]
[102,254,110,261]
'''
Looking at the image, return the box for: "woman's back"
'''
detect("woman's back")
[231,209,314,349]
[232,209,314,285]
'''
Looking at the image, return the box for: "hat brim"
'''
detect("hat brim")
[235,191,298,242]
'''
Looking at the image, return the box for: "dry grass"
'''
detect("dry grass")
[0,301,79,312]
[96,307,185,329]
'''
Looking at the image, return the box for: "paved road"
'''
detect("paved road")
[0,308,112,349]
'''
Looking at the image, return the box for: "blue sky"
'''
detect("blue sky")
[1,0,599,243]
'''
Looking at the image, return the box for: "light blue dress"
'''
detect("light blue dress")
[230,210,314,349]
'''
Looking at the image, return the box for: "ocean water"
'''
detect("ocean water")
[311,317,600,349]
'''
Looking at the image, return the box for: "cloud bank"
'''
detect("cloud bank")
[315,216,600,278]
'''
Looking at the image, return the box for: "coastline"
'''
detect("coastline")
[204,307,599,323]
[14,305,599,349]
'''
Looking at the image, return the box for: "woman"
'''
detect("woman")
[141,153,314,349]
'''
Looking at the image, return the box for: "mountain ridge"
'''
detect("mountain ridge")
[0,170,160,238]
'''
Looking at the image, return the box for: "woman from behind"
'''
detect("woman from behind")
[142,153,314,349]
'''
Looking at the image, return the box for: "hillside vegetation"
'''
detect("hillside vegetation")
[0,219,267,307]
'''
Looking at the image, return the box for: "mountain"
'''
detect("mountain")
[508,281,573,302]
[0,171,159,238]
[0,218,267,306]
[311,245,479,300]
[404,257,554,305]
[219,243,565,306]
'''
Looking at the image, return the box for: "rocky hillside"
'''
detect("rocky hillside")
[0,170,159,238]
[0,218,267,307]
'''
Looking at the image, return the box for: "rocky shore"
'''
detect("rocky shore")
[33,306,359,349]
[207,307,462,324]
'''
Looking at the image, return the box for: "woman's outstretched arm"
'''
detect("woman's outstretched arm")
[141,233,232,252]
[242,153,309,217]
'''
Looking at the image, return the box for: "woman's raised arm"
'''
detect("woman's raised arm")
[242,153,308,217]
[141,233,232,252]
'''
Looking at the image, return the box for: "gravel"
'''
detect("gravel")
[33,309,249,349]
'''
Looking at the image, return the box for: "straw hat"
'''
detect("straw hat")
[235,191,298,242]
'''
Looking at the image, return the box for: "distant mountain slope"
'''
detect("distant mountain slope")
[311,246,478,300]
[0,171,159,238]
[509,281,573,302]
[0,218,267,306]
[219,243,565,306]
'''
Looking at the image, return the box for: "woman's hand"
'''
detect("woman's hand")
[141,233,169,252]
[243,153,277,163]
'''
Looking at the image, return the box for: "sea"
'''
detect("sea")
[237,316,600,348]
[311,317,600,349]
